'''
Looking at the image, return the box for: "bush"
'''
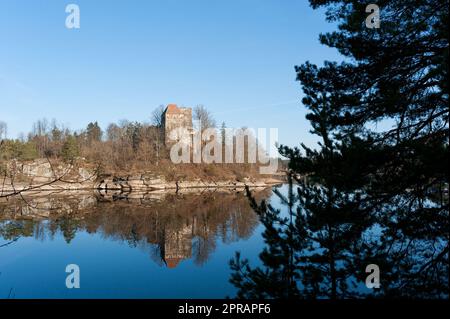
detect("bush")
[61,136,79,162]
[0,140,38,161]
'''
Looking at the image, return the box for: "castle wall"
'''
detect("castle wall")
[162,105,193,145]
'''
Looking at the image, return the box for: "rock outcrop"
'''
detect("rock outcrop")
[0,159,283,195]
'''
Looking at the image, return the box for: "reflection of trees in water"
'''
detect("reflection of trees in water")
[0,189,268,268]
[365,196,449,298]
[192,235,216,266]
[230,177,449,299]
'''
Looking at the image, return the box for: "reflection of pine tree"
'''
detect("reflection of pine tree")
[59,217,79,244]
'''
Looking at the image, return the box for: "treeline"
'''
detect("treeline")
[0,117,166,167]
[0,106,263,179]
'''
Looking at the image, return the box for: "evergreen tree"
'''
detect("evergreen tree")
[19,141,39,160]
[86,121,103,144]
[230,0,448,299]
[61,135,80,162]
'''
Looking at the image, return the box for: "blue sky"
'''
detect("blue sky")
[0,0,341,151]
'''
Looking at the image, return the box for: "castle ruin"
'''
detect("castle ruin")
[161,104,193,145]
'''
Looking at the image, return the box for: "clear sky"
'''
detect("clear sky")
[0,0,341,152]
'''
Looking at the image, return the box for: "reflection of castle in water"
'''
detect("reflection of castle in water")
[0,188,271,268]
[162,223,193,268]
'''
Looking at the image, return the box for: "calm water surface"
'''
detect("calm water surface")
[0,187,276,298]
[1,184,447,299]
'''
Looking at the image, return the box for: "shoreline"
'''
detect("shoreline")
[0,178,284,197]
[1,159,286,197]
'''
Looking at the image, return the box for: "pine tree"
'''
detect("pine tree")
[86,121,103,144]
[230,0,449,299]
[61,135,80,162]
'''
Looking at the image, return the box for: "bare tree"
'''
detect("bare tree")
[30,118,50,157]
[106,123,122,142]
[194,105,216,130]
[151,105,166,128]
[32,118,49,137]
[0,121,7,140]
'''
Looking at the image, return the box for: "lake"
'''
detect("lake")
[0,187,274,298]
[0,184,448,299]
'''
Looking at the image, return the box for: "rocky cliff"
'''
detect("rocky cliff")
[1,159,282,195]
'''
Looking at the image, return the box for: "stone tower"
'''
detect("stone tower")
[162,104,193,145]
